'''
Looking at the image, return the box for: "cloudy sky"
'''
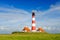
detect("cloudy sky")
[0,0,60,34]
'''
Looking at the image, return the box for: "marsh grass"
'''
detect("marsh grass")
[0,32,60,40]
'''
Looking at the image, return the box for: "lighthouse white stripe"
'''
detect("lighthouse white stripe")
[32,23,35,26]
[32,18,35,20]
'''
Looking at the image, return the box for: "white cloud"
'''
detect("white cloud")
[33,2,60,33]
[0,6,32,34]
[0,2,60,33]
[0,7,31,24]
[0,26,9,30]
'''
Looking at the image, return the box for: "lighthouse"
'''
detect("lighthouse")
[31,11,36,32]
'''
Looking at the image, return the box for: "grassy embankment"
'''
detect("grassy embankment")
[0,32,60,40]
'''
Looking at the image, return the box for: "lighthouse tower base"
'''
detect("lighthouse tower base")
[31,30,36,32]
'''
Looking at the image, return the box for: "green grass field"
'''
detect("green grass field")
[0,32,60,40]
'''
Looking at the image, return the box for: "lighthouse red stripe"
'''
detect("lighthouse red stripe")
[32,20,35,23]
[32,26,36,30]
[32,16,35,18]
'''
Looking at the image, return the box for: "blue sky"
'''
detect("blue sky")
[0,0,60,34]
[0,0,59,11]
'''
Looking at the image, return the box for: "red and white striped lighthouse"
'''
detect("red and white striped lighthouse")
[31,11,36,32]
